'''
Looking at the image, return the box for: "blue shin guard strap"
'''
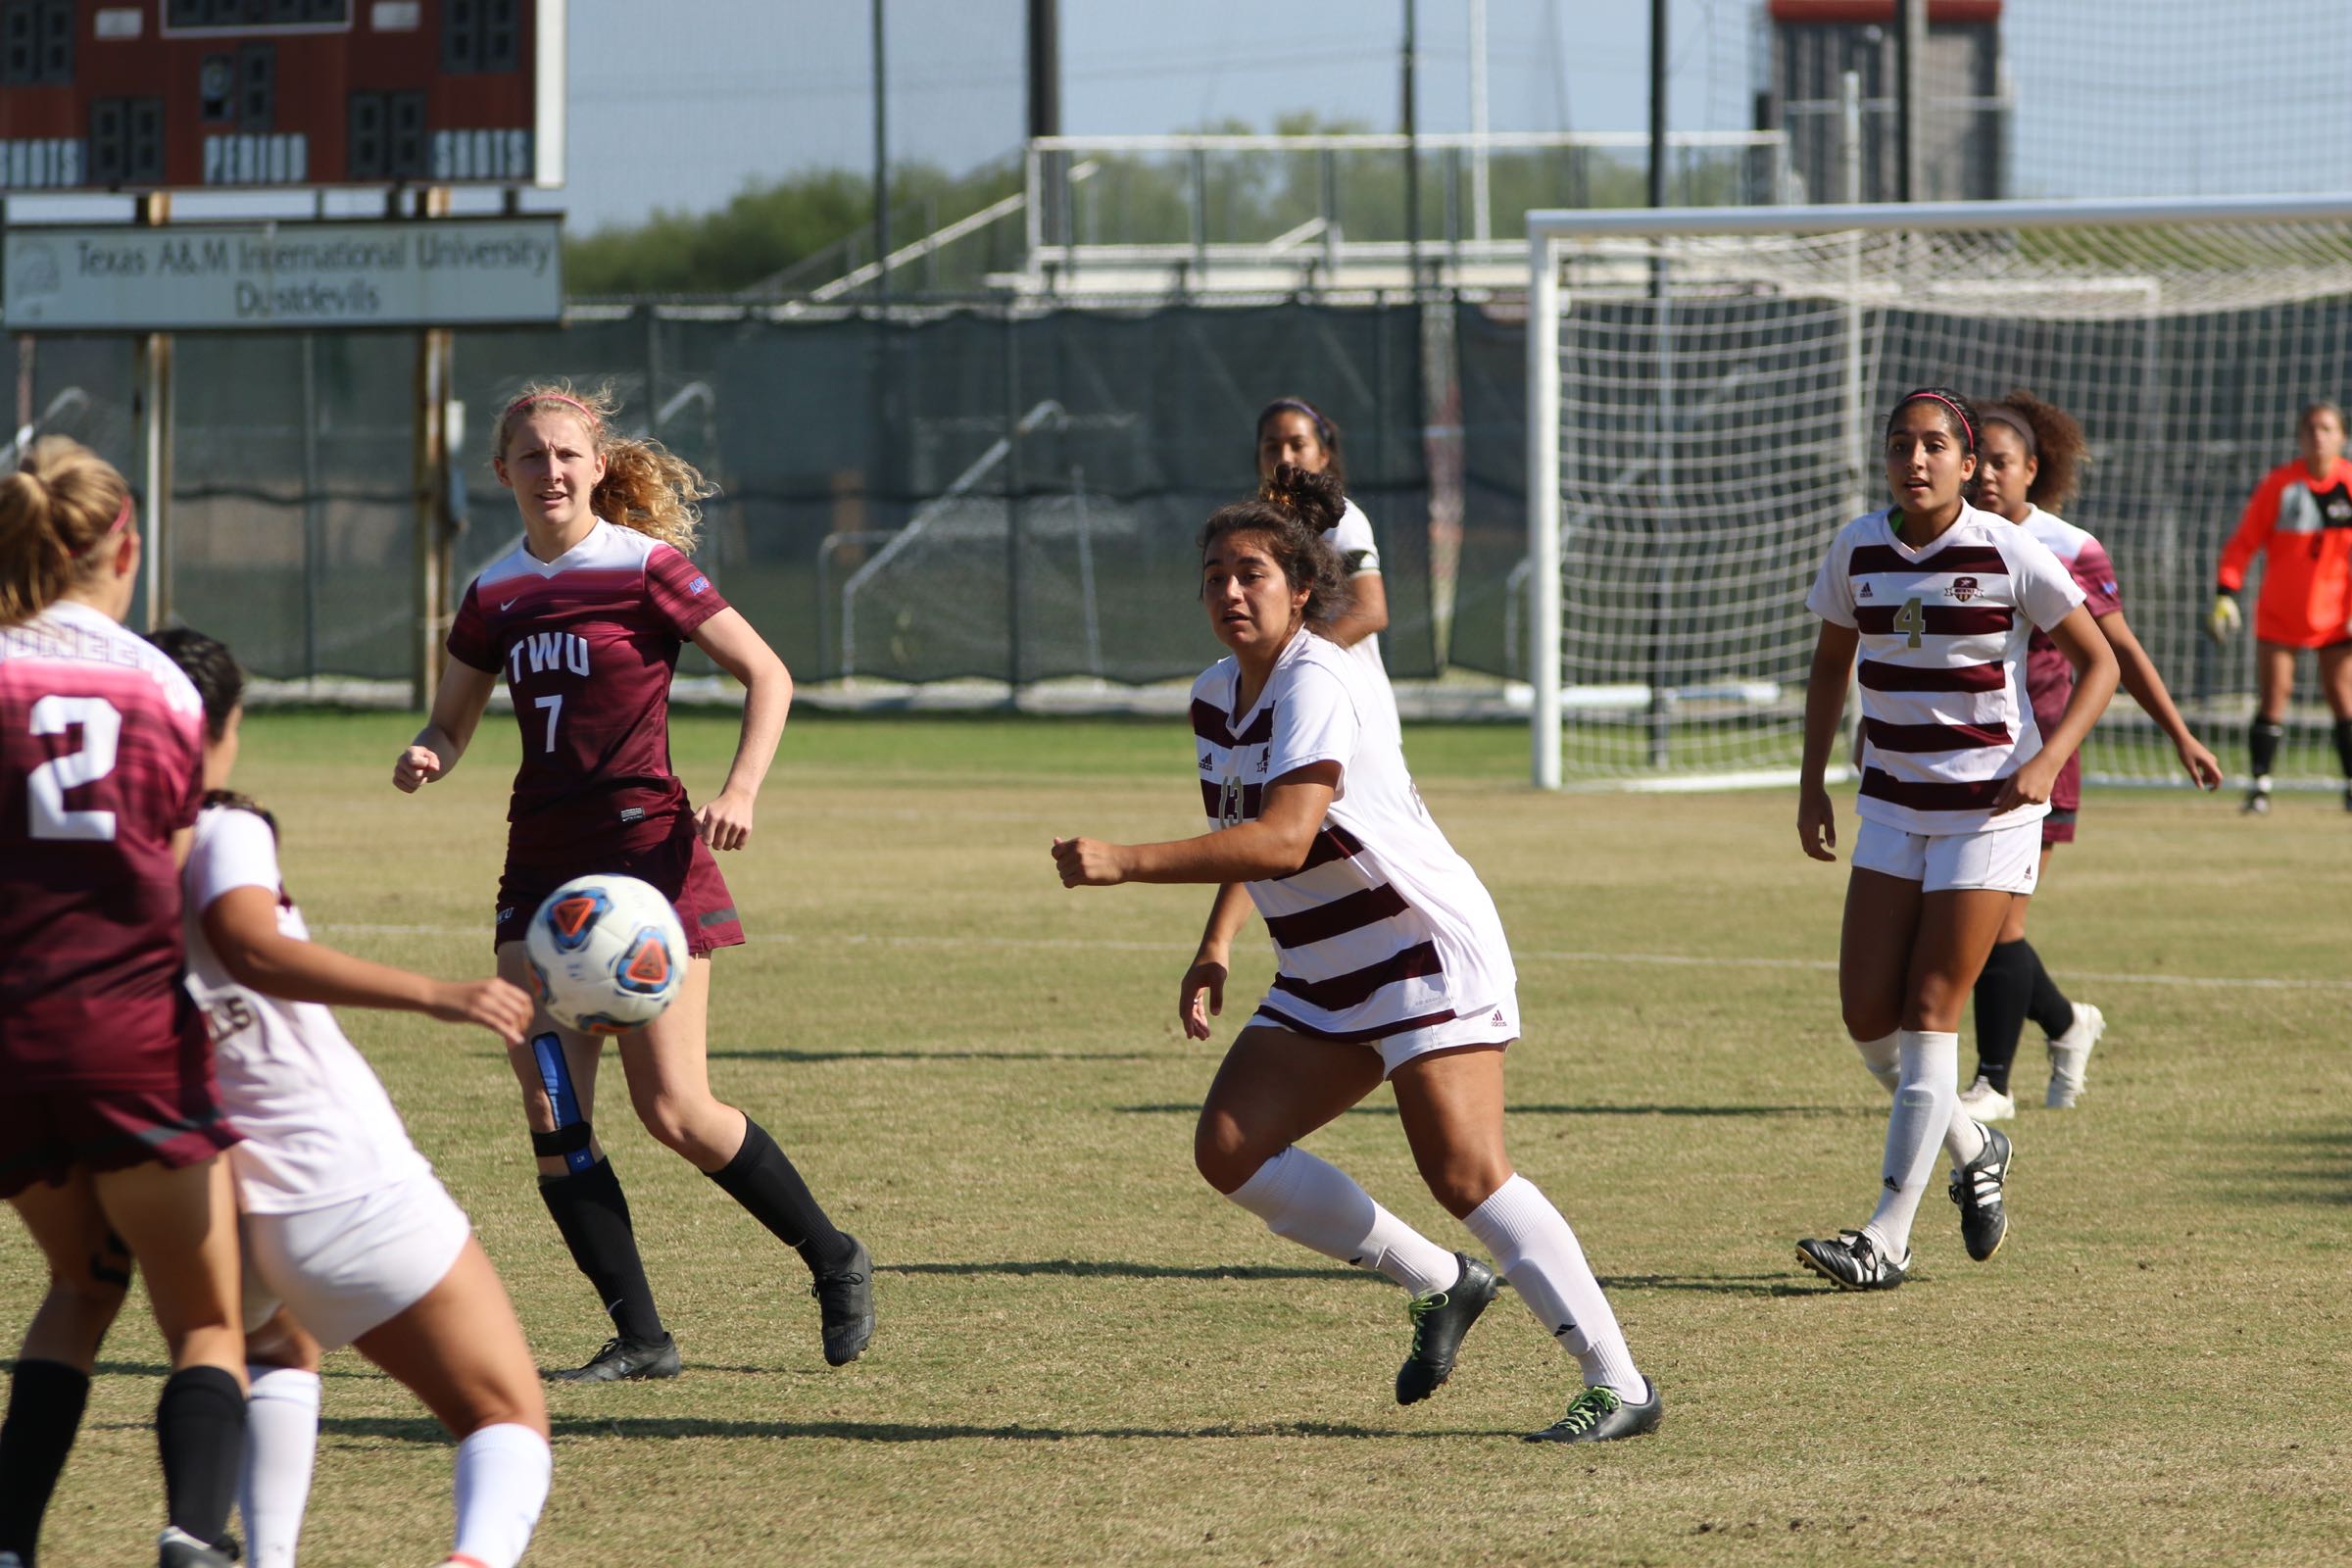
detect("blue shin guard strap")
[530,1031,596,1173]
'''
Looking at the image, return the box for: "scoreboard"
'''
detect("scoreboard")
[0,0,563,192]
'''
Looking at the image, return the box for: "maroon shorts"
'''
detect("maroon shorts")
[493,817,745,957]
[2041,808,2079,848]
[0,1077,240,1201]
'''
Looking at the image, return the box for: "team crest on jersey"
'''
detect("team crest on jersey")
[1947,576,1982,602]
[688,575,710,594]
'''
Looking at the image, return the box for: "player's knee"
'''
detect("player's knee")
[1193,1112,1270,1195]
[631,1090,724,1160]
[1841,1003,1898,1043]
[1421,1156,1511,1220]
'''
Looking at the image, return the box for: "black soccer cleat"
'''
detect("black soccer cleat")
[811,1235,874,1366]
[1795,1229,1908,1291]
[1948,1123,2013,1263]
[1523,1376,1664,1445]
[544,1333,682,1384]
[1396,1253,1500,1405]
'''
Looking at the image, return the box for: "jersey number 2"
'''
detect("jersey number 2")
[26,695,122,842]
[1891,596,1927,649]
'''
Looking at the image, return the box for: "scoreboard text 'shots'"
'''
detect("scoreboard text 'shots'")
[0,0,563,191]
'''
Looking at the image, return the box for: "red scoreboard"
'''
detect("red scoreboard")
[0,0,563,192]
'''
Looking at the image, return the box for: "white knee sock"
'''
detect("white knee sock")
[1460,1175,1643,1399]
[1863,1029,1961,1258]
[239,1365,320,1568]
[449,1423,551,1568]
[1226,1147,1458,1297]
[1854,1031,1899,1094]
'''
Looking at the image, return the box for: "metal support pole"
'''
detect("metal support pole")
[133,191,172,631]
[1528,234,1561,789]
[412,187,453,709]
[1646,0,1670,768]
[1469,0,1491,243]
[1002,308,1024,699]
[1401,0,1420,284]
[872,0,890,305]
[299,332,322,679]
[1897,0,1925,202]
[1027,0,1060,257]
[1647,0,1668,210]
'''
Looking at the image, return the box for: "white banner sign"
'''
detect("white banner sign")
[2,218,564,330]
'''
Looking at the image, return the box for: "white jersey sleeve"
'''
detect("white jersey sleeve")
[188,806,280,913]
[1266,662,1359,788]
[1327,500,1382,576]
[1805,522,1861,627]
[2009,527,2088,631]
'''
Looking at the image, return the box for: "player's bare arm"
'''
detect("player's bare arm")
[1179,881,1256,1039]
[1054,763,1342,888]
[1992,605,2119,814]
[688,606,792,852]
[395,658,499,791]
[1796,619,1858,861]
[2094,609,2222,789]
[202,884,531,1043]
[1321,571,1389,650]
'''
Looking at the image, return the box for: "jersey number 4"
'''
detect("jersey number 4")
[1891,596,1927,649]
[25,695,122,842]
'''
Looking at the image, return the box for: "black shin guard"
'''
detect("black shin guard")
[2333,717,2352,782]
[707,1116,856,1274]
[2024,940,2076,1039]
[0,1357,90,1560]
[155,1365,243,1545]
[538,1157,666,1345]
[1971,939,2034,1095]
[2250,713,2284,780]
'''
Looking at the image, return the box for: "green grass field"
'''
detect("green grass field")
[11,710,2352,1566]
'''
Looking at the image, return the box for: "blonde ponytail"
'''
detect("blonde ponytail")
[0,438,131,626]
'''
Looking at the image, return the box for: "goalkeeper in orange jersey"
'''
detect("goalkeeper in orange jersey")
[2206,401,2352,813]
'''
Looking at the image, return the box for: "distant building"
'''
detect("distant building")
[1757,0,2010,203]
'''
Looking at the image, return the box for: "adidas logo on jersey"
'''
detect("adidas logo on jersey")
[1856,582,1874,599]
[1200,751,1215,771]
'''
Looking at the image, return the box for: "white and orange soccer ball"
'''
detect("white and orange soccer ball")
[525,873,687,1035]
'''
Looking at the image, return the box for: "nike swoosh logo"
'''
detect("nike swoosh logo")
[501,598,520,611]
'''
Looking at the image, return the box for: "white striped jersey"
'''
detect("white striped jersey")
[1326,499,1401,744]
[1806,503,2084,836]
[1190,630,1513,1042]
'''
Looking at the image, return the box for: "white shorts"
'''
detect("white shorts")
[1251,991,1520,1079]
[241,1173,471,1351]
[1851,816,2041,895]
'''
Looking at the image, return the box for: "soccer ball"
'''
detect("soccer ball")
[525,874,687,1035]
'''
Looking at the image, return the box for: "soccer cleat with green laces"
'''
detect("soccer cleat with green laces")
[1395,1252,1498,1405]
[1523,1377,1664,1444]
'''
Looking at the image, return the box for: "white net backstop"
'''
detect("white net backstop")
[1525,194,2352,790]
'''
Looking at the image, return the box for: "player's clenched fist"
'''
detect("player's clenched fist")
[393,745,445,792]
[1052,836,1129,887]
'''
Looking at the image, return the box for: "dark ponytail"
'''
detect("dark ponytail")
[1199,463,1353,632]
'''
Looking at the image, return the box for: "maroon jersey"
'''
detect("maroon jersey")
[0,601,209,1088]
[446,519,728,853]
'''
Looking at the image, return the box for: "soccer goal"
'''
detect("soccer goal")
[1524,194,2352,790]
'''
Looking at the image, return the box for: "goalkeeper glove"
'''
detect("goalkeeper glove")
[2205,590,2242,643]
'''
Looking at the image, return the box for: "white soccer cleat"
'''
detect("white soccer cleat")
[2046,1002,2105,1109]
[1957,1074,2016,1122]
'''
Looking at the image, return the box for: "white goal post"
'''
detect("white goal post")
[1525,193,2352,791]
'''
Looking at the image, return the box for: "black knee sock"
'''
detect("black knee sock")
[538,1157,666,1345]
[2024,941,2076,1039]
[2333,718,2352,783]
[0,1357,90,1561]
[155,1365,242,1545]
[2251,713,2283,781]
[707,1117,856,1274]
[1972,939,2035,1095]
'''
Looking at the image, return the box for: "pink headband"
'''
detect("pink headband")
[103,493,132,538]
[1898,391,1975,450]
[504,391,599,424]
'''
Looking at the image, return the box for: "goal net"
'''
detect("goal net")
[1525,195,2352,790]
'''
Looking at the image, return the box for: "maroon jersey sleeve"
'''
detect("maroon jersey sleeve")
[645,545,729,642]
[2070,537,2122,619]
[446,579,497,672]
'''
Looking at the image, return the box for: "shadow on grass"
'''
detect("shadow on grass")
[321,1413,1506,1445]
[1114,1102,1856,1119]
[879,1259,1363,1281]
[711,1049,1154,1063]
[1597,1272,1816,1298]
[2221,1124,2352,1205]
